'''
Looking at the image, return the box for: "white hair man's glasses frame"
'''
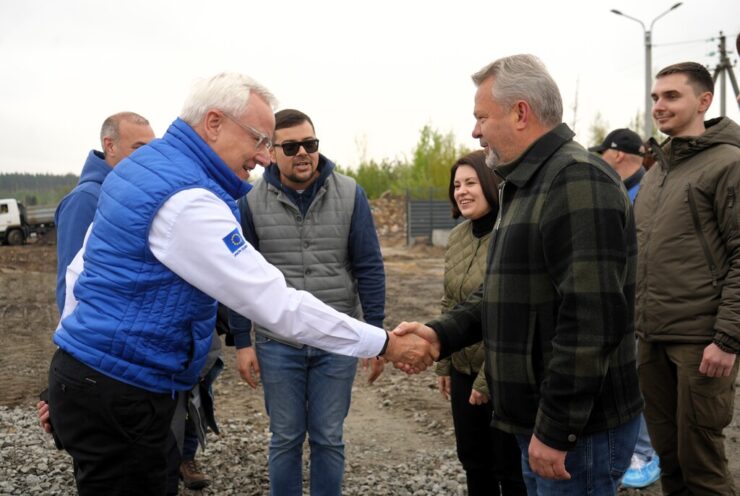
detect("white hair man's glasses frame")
[222,112,273,151]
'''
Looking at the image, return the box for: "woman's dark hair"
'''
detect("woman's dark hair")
[447,150,500,219]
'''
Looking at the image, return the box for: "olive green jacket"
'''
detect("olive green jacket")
[635,117,740,353]
[435,220,491,396]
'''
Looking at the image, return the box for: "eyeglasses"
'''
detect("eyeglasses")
[274,139,319,156]
[222,112,273,151]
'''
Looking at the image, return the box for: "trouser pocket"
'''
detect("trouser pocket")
[686,367,737,429]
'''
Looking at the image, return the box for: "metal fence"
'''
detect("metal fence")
[406,188,461,244]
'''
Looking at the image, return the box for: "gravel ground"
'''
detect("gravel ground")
[0,243,469,496]
[0,368,467,496]
[2,243,737,495]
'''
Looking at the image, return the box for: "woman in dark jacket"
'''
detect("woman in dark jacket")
[435,150,525,495]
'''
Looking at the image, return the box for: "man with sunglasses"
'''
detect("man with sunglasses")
[47,75,432,496]
[228,108,385,496]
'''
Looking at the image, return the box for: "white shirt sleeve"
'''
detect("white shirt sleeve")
[59,226,92,323]
[148,188,387,358]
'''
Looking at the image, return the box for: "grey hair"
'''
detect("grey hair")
[99,112,150,148]
[472,54,563,127]
[179,72,278,125]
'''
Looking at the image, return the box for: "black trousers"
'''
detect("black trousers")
[48,349,177,496]
[450,367,526,496]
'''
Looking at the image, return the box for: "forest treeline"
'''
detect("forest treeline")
[0,173,79,206]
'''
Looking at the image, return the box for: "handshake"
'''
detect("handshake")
[382,322,441,374]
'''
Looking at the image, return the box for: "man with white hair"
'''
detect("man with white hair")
[395,54,643,494]
[47,73,433,496]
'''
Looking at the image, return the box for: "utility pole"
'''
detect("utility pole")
[709,32,740,114]
[611,3,683,138]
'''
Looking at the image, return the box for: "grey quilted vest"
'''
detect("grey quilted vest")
[248,172,362,347]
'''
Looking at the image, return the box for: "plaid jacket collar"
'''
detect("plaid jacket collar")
[495,123,575,188]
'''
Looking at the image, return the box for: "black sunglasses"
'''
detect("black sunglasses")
[274,139,319,156]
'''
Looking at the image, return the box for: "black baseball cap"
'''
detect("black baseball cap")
[589,128,645,156]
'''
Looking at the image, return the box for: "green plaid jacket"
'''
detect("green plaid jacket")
[428,124,643,450]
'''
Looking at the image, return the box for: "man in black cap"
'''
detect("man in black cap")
[590,128,646,203]
[591,128,659,489]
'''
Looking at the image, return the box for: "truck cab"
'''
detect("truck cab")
[0,199,26,245]
[0,198,56,245]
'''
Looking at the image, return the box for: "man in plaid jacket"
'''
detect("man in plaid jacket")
[395,54,643,494]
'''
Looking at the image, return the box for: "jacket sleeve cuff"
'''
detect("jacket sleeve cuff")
[377,331,390,357]
[233,331,252,349]
[473,368,489,396]
[435,358,451,376]
[533,409,579,451]
[366,318,384,329]
[713,331,740,354]
[426,320,453,360]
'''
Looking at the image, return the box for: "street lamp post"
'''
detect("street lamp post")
[611,2,683,138]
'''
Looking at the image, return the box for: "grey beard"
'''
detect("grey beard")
[485,148,499,169]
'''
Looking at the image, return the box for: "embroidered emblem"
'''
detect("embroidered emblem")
[223,228,246,256]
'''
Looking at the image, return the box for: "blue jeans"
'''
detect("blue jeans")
[515,415,639,495]
[256,335,358,496]
[633,413,656,462]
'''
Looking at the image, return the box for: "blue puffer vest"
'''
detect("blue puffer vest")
[53,118,249,393]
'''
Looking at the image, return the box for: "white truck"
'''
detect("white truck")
[0,198,56,245]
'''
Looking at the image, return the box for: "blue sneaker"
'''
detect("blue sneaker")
[621,454,661,489]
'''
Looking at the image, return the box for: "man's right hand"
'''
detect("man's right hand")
[36,400,53,434]
[385,321,441,373]
[437,376,451,400]
[236,346,260,388]
[469,389,489,405]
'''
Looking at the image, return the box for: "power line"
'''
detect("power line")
[653,38,712,47]
[653,32,738,48]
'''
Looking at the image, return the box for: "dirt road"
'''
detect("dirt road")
[1,243,738,495]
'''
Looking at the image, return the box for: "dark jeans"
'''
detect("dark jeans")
[48,349,177,496]
[450,367,526,496]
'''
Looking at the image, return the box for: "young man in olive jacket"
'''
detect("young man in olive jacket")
[395,54,643,494]
[635,61,740,495]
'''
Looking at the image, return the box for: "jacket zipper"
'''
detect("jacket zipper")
[686,183,720,288]
[483,180,506,335]
[638,140,671,335]
[728,186,738,235]
[490,180,506,258]
[637,167,668,331]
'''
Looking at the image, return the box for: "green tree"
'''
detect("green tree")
[411,125,467,186]
[336,158,405,199]
[337,125,470,200]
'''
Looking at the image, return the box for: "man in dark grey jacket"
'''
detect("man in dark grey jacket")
[635,61,740,495]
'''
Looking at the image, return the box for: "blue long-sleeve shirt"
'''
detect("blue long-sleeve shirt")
[228,157,385,348]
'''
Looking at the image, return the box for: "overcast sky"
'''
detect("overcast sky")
[0,0,738,175]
